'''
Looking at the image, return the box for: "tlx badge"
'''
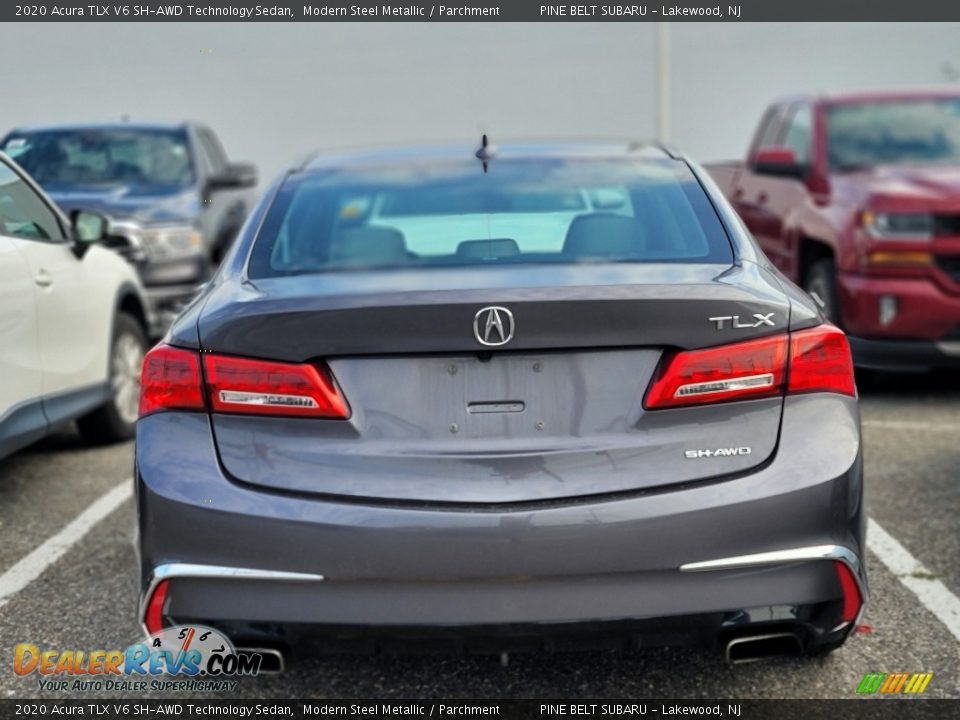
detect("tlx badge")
[708,313,775,330]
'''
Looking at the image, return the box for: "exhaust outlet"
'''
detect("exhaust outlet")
[724,632,803,665]
[235,647,286,674]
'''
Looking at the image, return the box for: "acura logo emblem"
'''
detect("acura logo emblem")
[474,306,515,347]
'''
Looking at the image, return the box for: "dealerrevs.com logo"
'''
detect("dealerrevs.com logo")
[14,625,263,693]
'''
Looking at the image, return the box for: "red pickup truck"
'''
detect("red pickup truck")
[708,91,960,371]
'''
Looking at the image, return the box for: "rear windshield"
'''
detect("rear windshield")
[248,156,732,278]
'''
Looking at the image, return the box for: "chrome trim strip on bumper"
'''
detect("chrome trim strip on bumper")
[679,544,860,574]
[679,544,868,629]
[139,562,325,637]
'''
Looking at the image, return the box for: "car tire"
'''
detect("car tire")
[77,313,147,444]
[804,258,841,327]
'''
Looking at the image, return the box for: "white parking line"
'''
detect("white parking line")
[862,419,960,432]
[867,518,960,643]
[0,480,132,611]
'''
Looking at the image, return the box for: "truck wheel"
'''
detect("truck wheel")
[77,313,147,444]
[804,259,841,326]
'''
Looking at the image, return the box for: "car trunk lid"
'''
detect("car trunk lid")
[201,263,790,504]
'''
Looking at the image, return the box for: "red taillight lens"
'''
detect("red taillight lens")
[139,345,205,417]
[144,579,170,635]
[139,345,350,419]
[644,323,856,410]
[644,334,789,409]
[203,354,350,419]
[834,560,863,624]
[787,324,857,397]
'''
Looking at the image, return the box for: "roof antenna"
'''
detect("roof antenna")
[475,133,496,173]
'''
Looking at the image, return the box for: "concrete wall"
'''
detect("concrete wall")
[1,22,957,181]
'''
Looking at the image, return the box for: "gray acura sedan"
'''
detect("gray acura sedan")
[135,142,865,666]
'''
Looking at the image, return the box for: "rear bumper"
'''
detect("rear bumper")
[135,393,865,652]
[140,554,862,656]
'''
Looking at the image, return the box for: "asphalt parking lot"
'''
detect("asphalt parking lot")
[0,371,958,701]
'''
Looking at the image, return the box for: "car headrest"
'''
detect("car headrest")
[329,226,408,266]
[456,238,520,260]
[563,213,646,259]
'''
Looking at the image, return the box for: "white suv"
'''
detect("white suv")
[0,152,150,458]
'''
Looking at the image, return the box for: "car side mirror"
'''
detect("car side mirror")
[206,162,258,193]
[752,146,806,179]
[70,209,108,258]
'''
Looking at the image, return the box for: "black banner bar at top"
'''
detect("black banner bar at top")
[6,0,960,22]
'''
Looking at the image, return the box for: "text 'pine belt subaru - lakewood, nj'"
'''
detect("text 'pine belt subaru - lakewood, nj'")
[135,141,866,666]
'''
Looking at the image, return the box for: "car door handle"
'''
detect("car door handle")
[34,269,53,288]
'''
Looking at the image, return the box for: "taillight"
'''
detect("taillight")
[644,323,855,410]
[203,354,349,419]
[834,560,863,624]
[138,345,350,419]
[144,579,170,635]
[787,324,857,397]
[644,334,788,409]
[139,345,205,417]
